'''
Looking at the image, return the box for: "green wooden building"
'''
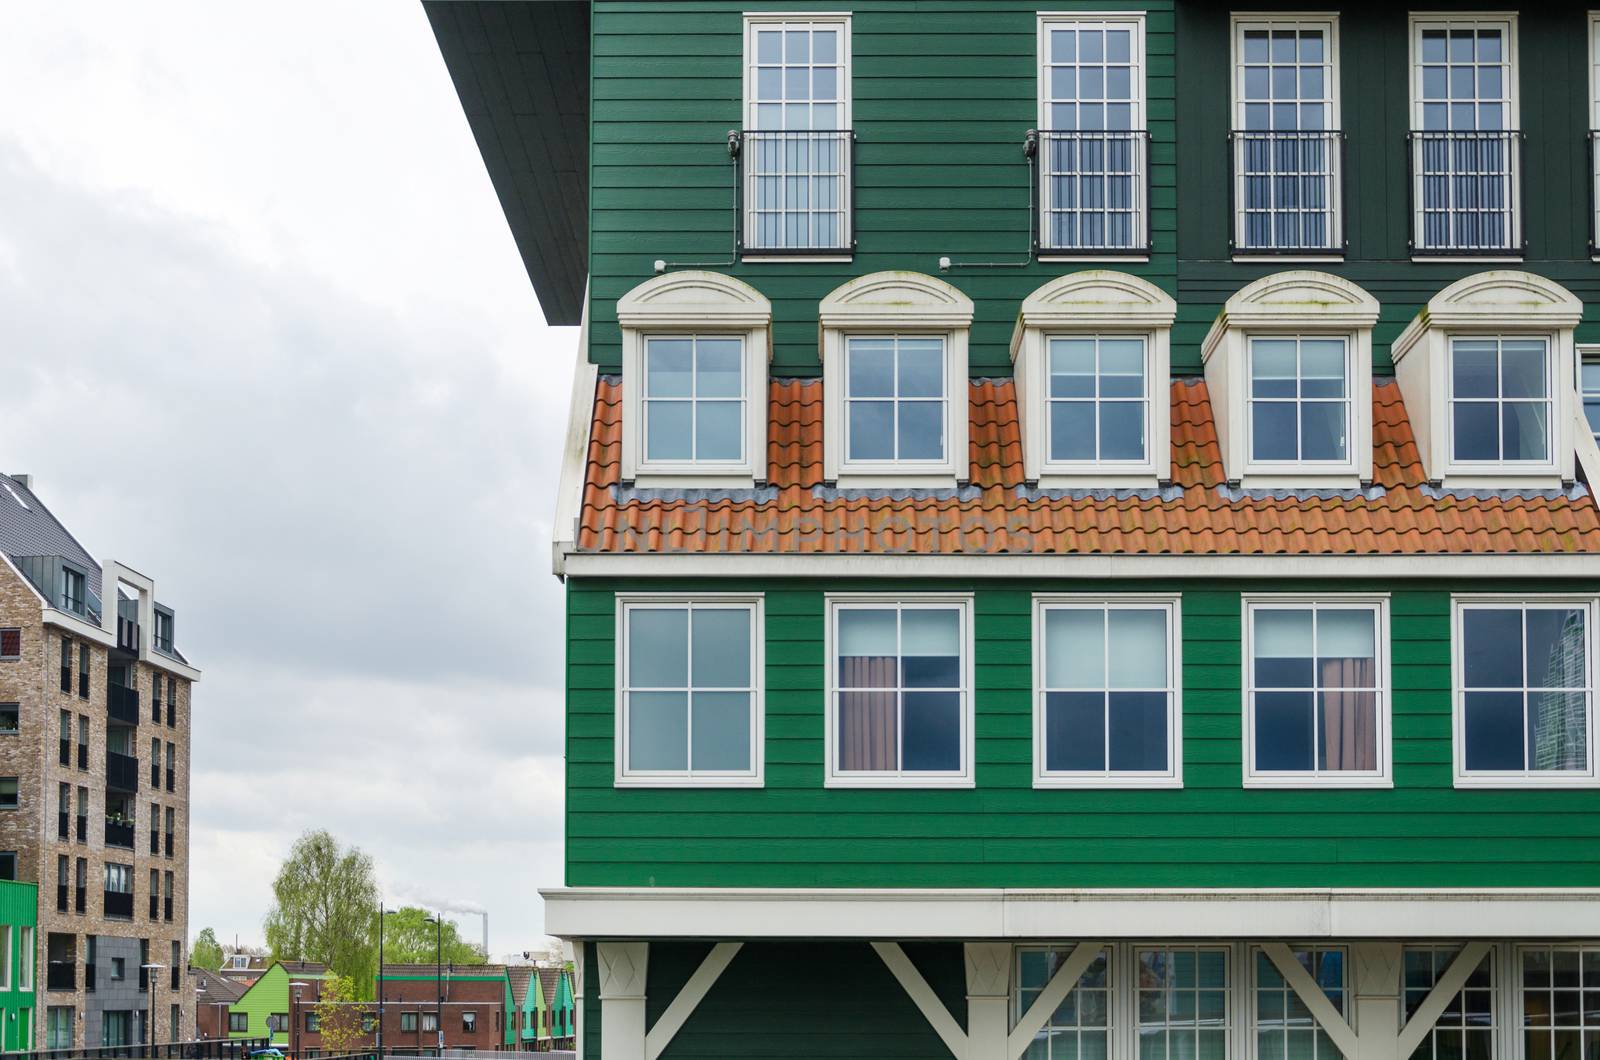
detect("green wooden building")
[0,881,38,1051]
[428,1,1600,1056]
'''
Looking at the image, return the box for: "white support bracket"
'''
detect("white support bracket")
[1262,942,1360,1060]
[644,942,743,1060]
[1007,942,1105,1060]
[1396,942,1492,1060]
[872,941,969,1058]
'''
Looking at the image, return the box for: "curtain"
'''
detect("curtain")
[1320,658,1376,771]
[840,657,897,770]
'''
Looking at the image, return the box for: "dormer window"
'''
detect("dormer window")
[1391,271,1581,487]
[617,271,772,486]
[1201,271,1378,487]
[1010,271,1175,487]
[820,272,973,487]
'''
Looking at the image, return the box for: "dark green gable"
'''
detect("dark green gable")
[590,0,1178,376]
[567,578,1600,890]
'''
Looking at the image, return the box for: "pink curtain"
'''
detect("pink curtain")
[840,657,897,770]
[1321,658,1376,771]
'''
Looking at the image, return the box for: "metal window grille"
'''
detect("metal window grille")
[737,130,852,252]
[1036,131,1149,252]
[1231,131,1344,252]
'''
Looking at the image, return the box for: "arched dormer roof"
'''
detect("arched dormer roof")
[616,270,772,330]
[1010,270,1176,359]
[1203,271,1380,362]
[1393,271,1582,363]
[818,271,974,330]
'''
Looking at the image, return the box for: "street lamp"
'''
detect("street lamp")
[423,915,443,1057]
[289,981,309,1060]
[141,963,165,1053]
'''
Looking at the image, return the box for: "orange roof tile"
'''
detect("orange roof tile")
[575,376,1600,556]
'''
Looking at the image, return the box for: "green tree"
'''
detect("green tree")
[313,975,367,1055]
[189,928,224,971]
[381,907,485,965]
[263,830,379,997]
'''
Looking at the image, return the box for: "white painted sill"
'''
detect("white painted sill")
[1033,775,1183,790]
[614,775,765,789]
[1243,775,1394,790]
[824,774,975,789]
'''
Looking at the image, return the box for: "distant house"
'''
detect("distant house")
[534,967,573,1050]
[225,961,329,1047]
[191,968,246,1041]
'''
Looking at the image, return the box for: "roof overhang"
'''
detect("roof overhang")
[423,0,589,325]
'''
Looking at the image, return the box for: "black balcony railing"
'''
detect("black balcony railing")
[165,833,174,858]
[1033,129,1151,254]
[166,769,174,793]
[1229,129,1345,254]
[148,894,159,920]
[734,129,854,254]
[46,961,74,991]
[106,750,139,792]
[57,812,68,840]
[170,964,179,989]
[164,896,173,922]
[85,961,95,992]
[58,739,69,767]
[76,743,87,770]
[75,816,86,843]
[150,830,159,855]
[107,684,139,725]
[138,966,147,992]
[1408,129,1524,254]
[74,886,85,913]
[55,884,67,912]
[105,819,134,849]
[116,615,140,655]
[103,890,133,919]
[9,1037,273,1060]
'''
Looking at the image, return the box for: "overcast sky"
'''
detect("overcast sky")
[0,2,575,954]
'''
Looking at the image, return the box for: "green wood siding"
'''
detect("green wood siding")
[582,941,964,1060]
[1174,0,1600,371]
[567,577,1600,888]
[0,882,36,1051]
[589,1,1178,376]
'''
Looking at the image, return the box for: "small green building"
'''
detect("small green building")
[0,881,37,1051]
[227,961,330,1047]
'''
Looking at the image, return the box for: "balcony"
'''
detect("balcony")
[108,684,140,725]
[734,129,854,255]
[46,962,75,991]
[103,889,133,919]
[106,750,139,792]
[1033,129,1150,255]
[105,819,135,849]
[1230,130,1344,254]
[116,614,140,655]
[1409,129,1523,255]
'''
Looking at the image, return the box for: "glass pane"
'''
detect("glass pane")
[1527,691,1587,771]
[1318,691,1377,771]
[1252,340,1299,398]
[1526,609,1586,688]
[903,691,961,770]
[1463,691,1526,770]
[1100,339,1146,397]
[646,338,693,397]
[695,401,743,461]
[1300,341,1346,398]
[1452,341,1499,399]
[897,400,946,461]
[838,690,897,770]
[1048,691,1107,771]
[1051,339,1098,398]
[1300,402,1347,461]
[1109,609,1167,688]
[848,400,895,461]
[813,28,838,63]
[1502,402,1550,461]
[1255,610,1314,687]
[1052,401,1097,461]
[1047,608,1106,688]
[646,400,693,461]
[1319,609,1376,662]
[903,608,960,656]
[1253,401,1299,461]
[628,691,688,770]
[1463,609,1523,688]
[691,608,750,687]
[693,337,742,397]
[1109,691,1169,771]
[898,338,945,398]
[1453,402,1499,462]
[838,609,896,664]
[629,608,688,686]
[848,338,895,397]
[691,692,751,771]
[1257,691,1316,770]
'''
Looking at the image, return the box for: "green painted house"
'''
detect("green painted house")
[226,961,330,1048]
[428,1,1600,1057]
[0,881,37,1051]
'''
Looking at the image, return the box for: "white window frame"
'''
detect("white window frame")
[1243,334,1358,472]
[1134,943,1236,1060]
[0,925,11,992]
[839,333,956,469]
[1443,334,1556,472]
[613,593,765,788]
[635,332,753,469]
[1579,345,1600,448]
[1451,594,1600,789]
[1246,943,1350,1060]
[820,272,973,487]
[1036,13,1149,259]
[18,926,31,992]
[741,14,853,260]
[1228,14,1343,259]
[1010,271,1176,486]
[1406,14,1521,259]
[1202,271,1378,487]
[1032,594,1183,789]
[1013,943,1117,1060]
[617,271,772,487]
[1514,942,1600,1060]
[1404,943,1500,1060]
[1242,594,1393,789]
[824,593,975,789]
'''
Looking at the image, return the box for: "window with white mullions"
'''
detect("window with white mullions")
[1037,15,1147,252]
[1036,600,1178,784]
[1047,336,1148,463]
[1246,600,1387,783]
[1249,337,1350,463]
[1581,353,1600,445]
[1448,337,1550,464]
[642,335,745,465]
[743,17,850,252]
[1456,601,1595,781]
[1404,946,1495,1060]
[1014,947,1111,1060]
[829,599,970,783]
[1410,18,1519,253]
[844,335,947,464]
[1520,946,1600,1060]
[1136,947,1231,1060]
[619,598,761,784]
[1232,19,1341,252]
[1253,948,1347,1060]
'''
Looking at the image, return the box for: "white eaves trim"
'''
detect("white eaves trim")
[541,886,1600,940]
[557,551,1600,578]
[552,284,595,577]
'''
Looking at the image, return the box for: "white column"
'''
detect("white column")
[598,941,648,1060]
[965,942,1012,1060]
[1352,942,1404,1060]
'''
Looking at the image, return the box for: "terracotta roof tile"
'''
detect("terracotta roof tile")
[577,376,1600,556]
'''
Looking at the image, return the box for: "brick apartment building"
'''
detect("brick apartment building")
[293,964,516,1057]
[0,473,197,1049]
